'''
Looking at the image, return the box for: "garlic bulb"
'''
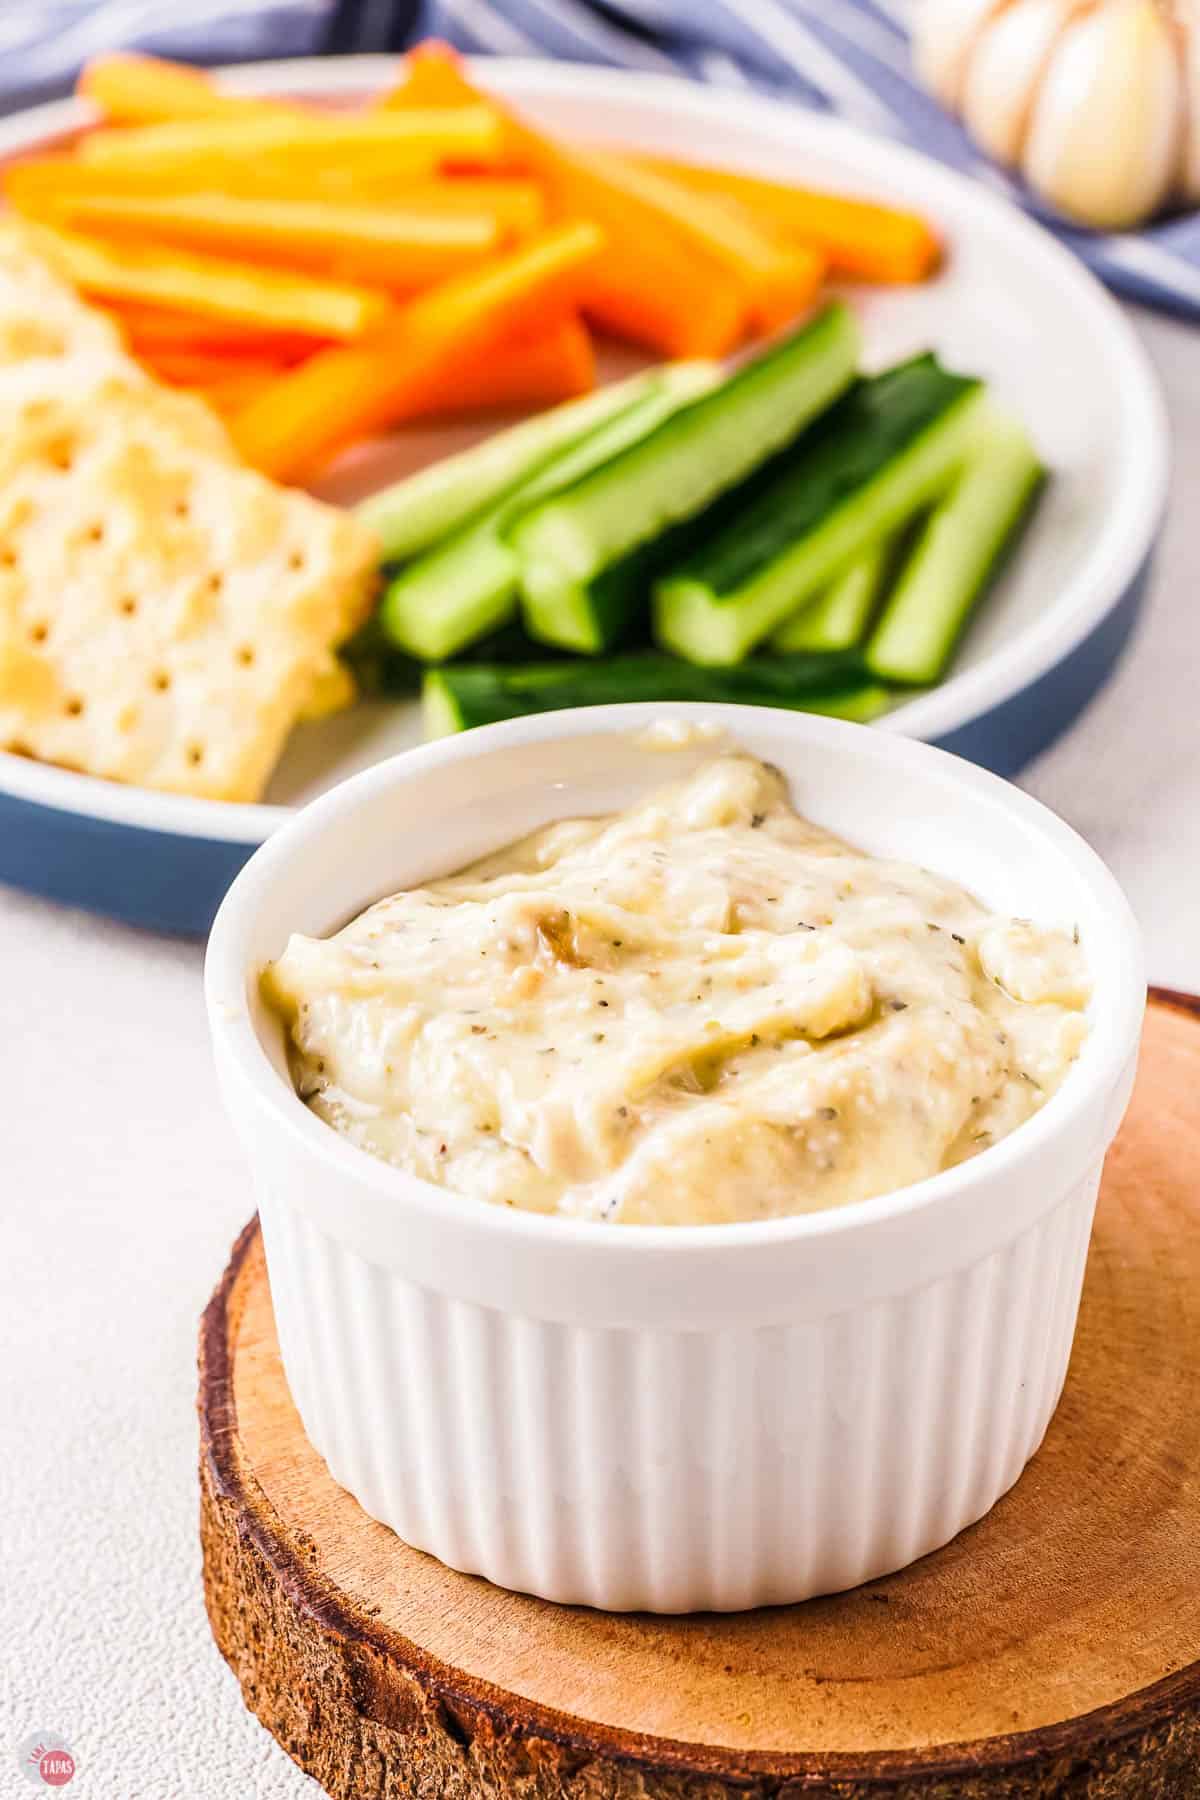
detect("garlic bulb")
[913,0,1197,230]
[961,0,1091,166]
[912,0,1010,108]
[1181,12,1200,201]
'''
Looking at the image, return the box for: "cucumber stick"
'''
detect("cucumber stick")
[379,526,517,663]
[358,361,713,563]
[771,534,893,653]
[512,303,861,653]
[378,367,717,662]
[655,355,988,666]
[422,651,889,737]
[866,404,1044,685]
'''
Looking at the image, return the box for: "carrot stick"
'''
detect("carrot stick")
[515,136,746,354]
[26,222,390,340]
[376,41,478,111]
[77,53,296,124]
[392,179,545,235]
[188,370,278,415]
[595,152,825,330]
[77,106,505,177]
[580,247,744,358]
[373,42,524,172]
[371,60,747,355]
[136,348,289,386]
[53,192,506,288]
[134,309,594,412]
[4,157,544,230]
[4,156,220,210]
[638,156,942,284]
[410,316,595,417]
[229,220,604,482]
[99,302,322,357]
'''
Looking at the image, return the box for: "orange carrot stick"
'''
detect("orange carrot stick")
[410,316,596,417]
[99,301,322,357]
[580,246,744,359]
[136,347,290,386]
[4,157,544,231]
[596,152,825,330]
[393,179,545,235]
[77,53,296,124]
[230,220,604,482]
[371,59,747,355]
[53,191,505,288]
[374,42,523,171]
[517,137,747,355]
[638,156,942,284]
[77,106,505,177]
[376,41,477,110]
[26,222,390,340]
[188,370,278,415]
[129,309,593,411]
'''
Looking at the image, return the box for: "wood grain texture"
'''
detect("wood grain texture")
[199,992,1200,1799]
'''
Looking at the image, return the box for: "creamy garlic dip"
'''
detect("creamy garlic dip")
[264,753,1090,1225]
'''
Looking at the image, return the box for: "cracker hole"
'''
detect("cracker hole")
[48,441,75,472]
[206,573,223,594]
[64,696,84,718]
[236,645,255,668]
[29,621,49,644]
[119,596,137,617]
[0,547,17,569]
[85,522,104,545]
[186,743,204,767]
[174,500,191,520]
[287,550,306,571]
[152,671,171,693]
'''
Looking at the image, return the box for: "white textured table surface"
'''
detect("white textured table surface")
[2,306,1197,1799]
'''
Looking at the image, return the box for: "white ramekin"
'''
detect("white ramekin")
[205,705,1144,1613]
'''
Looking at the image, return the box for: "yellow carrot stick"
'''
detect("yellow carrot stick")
[26,222,390,340]
[375,41,478,111]
[53,192,505,289]
[390,179,545,235]
[77,106,506,177]
[230,220,604,482]
[77,53,297,124]
[638,155,942,284]
[4,156,543,233]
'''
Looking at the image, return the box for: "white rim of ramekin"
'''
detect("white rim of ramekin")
[205,702,1146,1261]
[0,56,1169,845]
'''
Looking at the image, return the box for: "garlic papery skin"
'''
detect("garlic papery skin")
[1180,8,1200,203]
[960,0,1087,164]
[912,0,1014,109]
[1022,1,1182,228]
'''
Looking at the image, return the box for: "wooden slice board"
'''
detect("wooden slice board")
[199,991,1200,1799]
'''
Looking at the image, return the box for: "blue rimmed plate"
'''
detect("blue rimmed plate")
[0,55,1168,936]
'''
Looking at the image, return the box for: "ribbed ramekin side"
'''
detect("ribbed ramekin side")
[256,1167,1103,1613]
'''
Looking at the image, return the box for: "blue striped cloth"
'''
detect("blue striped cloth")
[5,0,1199,319]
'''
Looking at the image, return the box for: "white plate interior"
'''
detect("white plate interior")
[0,55,1167,839]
